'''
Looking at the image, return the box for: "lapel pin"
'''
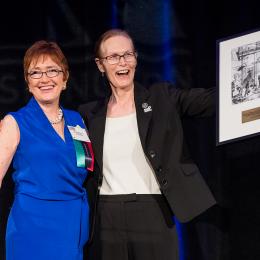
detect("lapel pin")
[142,102,152,113]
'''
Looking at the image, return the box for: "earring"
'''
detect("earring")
[101,72,104,77]
[63,85,66,90]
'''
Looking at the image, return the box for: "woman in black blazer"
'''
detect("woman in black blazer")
[79,29,216,260]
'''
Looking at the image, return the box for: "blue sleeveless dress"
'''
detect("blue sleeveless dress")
[6,97,89,260]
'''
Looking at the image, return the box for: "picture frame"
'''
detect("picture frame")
[217,29,260,145]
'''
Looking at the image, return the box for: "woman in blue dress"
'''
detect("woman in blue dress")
[0,41,93,260]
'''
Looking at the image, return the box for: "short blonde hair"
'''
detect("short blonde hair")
[94,29,135,58]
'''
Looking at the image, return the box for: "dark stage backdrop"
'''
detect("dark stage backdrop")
[0,1,260,259]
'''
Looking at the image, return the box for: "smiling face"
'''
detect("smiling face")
[96,35,137,91]
[27,55,67,105]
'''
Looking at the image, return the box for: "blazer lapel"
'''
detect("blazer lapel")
[88,98,109,170]
[134,82,152,149]
[89,83,152,168]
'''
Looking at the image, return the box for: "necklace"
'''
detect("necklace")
[49,108,63,125]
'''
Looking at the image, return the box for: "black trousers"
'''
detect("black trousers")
[85,194,179,260]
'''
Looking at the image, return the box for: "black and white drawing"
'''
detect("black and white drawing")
[231,42,260,104]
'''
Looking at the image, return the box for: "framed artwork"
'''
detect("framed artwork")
[217,29,260,145]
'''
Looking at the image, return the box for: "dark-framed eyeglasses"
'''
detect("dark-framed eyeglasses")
[28,69,64,79]
[100,51,137,65]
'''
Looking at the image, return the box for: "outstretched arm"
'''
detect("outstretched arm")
[0,115,20,188]
[170,86,215,118]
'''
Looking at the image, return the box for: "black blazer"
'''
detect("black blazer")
[79,82,216,233]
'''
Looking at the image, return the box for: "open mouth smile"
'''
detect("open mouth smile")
[116,69,129,76]
[38,85,55,91]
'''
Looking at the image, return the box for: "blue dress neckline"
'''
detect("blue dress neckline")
[27,96,72,145]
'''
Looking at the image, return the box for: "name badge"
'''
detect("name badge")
[67,125,90,142]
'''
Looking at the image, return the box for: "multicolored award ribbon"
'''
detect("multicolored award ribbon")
[68,124,94,172]
[73,139,94,171]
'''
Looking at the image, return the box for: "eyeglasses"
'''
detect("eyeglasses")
[28,69,64,79]
[100,52,137,65]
